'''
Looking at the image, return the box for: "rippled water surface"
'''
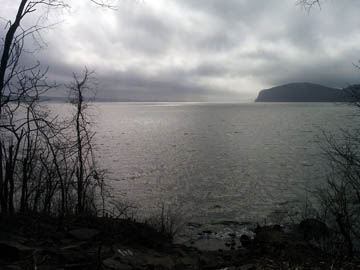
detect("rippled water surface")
[52,102,357,225]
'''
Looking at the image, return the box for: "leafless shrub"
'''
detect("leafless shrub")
[145,202,187,241]
[105,199,138,219]
[313,130,360,259]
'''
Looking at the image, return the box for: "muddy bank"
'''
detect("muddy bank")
[0,214,358,269]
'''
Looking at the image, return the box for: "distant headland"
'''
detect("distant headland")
[255,82,348,102]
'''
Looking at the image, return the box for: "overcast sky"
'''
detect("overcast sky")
[2,0,360,101]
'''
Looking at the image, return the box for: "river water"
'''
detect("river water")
[51,102,357,246]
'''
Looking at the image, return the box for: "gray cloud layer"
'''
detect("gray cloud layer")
[2,0,360,101]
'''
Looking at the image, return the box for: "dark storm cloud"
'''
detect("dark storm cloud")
[2,0,360,101]
[193,63,230,77]
[97,68,237,101]
[111,9,174,55]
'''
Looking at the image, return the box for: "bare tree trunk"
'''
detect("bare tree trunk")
[67,68,99,214]
[20,156,28,213]
[0,140,4,212]
[0,0,28,111]
[32,165,44,213]
[5,145,14,214]
[2,146,9,213]
[76,91,84,213]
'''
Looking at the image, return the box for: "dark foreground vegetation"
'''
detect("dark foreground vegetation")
[0,214,359,269]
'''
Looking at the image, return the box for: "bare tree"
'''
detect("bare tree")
[0,0,115,215]
[67,68,103,214]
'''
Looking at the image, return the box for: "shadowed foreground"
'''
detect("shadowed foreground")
[0,215,358,269]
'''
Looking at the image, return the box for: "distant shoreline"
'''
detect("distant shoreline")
[255,82,349,102]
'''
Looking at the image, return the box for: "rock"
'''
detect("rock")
[171,246,187,257]
[254,225,287,245]
[113,247,146,267]
[0,240,33,262]
[238,264,254,270]
[116,248,134,257]
[144,256,175,269]
[240,235,251,248]
[187,222,202,228]
[103,257,132,269]
[178,256,196,266]
[299,218,329,240]
[60,242,88,251]
[68,228,99,241]
[199,254,223,269]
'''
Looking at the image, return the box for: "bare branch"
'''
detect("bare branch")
[90,0,117,10]
[297,0,322,12]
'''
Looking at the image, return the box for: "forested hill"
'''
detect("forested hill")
[255,82,347,102]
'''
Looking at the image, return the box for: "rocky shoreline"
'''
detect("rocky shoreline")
[0,214,358,269]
